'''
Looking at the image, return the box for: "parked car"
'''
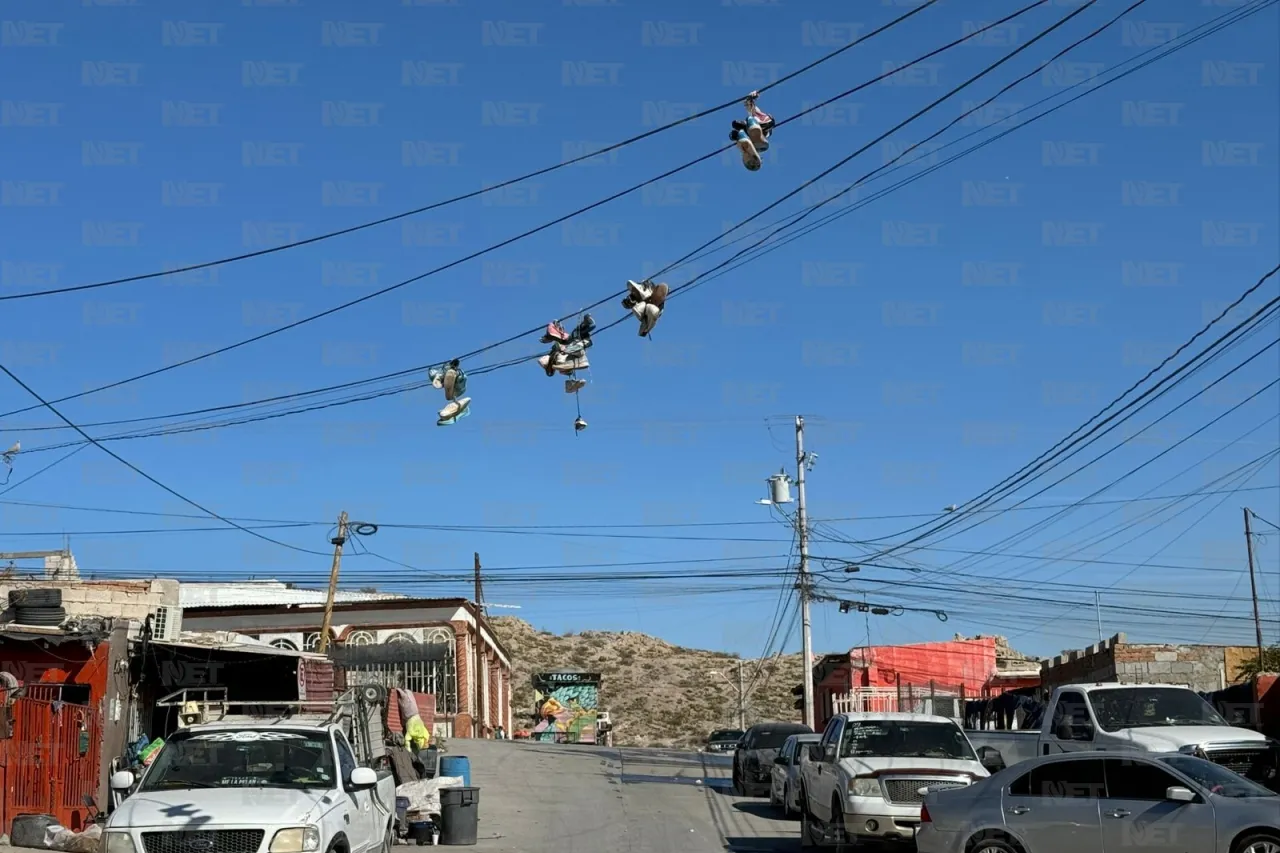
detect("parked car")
[706,728,745,754]
[798,712,988,847]
[105,720,397,853]
[733,721,812,797]
[917,750,1280,853]
[769,732,821,818]
[966,682,1279,790]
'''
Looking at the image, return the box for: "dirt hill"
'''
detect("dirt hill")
[489,616,804,749]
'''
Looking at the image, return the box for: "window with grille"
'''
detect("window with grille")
[269,638,299,651]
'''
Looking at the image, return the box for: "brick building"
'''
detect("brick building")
[179,585,512,738]
[1041,632,1259,693]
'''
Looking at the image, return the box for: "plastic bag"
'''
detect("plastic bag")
[138,736,165,765]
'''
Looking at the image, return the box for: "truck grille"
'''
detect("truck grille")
[1203,747,1274,780]
[881,778,968,805]
[142,830,265,853]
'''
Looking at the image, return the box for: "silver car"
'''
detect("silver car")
[917,751,1280,853]
[768,733,820,818]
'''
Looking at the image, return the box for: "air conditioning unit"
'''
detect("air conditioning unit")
[150,606,183,641]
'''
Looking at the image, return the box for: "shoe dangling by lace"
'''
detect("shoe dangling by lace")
[574,416,587,433]
[540,321,569,344]
[571,313,596,344]
[565,378,587,394]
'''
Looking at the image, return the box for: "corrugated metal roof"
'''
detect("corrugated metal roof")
[179,581,407,609]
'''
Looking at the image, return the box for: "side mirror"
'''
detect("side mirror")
[977,747,1005,772]
[110,771,135,791]
[349,767,378,789]
[774,756,787,765]
[808,744,823,762]
[1073,723,1095,742]
[1166,786,1196,803]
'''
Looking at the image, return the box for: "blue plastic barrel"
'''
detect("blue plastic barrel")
[439,755,471,787]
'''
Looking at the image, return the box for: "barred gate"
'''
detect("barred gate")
[0,689,101,835]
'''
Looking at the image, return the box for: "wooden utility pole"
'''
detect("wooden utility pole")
[317,511,348,655]
[474,552,486,738]
[795,416,815,732]
[1245,508,1264,674]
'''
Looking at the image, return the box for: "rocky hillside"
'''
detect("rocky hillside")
[490,617,804,749]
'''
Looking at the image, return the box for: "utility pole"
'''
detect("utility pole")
[1095,591,1103,642]
[795,415,815,732]
[737,660,746,729]
[317,511,348,656]
[1244,508,1264,673]
[474,552,487,738]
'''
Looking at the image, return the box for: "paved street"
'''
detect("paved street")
[463,740,801,853]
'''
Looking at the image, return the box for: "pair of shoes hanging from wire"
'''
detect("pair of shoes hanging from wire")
[538,314,595,433]
[729,91,774,172]
[428,359,471,426]
[621,280,668,337]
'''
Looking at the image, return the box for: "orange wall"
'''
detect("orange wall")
[856,638,997,694]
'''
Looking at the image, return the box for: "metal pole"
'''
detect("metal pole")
[738,660,746,730]
[317,511,348,656]
[795,415,815,732]
[1245,509,1264,672]
[474,552,486,738]
[1095,591,1103,642]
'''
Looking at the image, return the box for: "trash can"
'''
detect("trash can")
[417,747,440,779]
[438,787,479,846]
[439,755,471,787]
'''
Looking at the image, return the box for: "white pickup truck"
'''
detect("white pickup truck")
[797,712,989,847]
[966,682,1280,789]
[103,721,398,853]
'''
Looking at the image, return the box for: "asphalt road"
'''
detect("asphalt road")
[462,739,803,853]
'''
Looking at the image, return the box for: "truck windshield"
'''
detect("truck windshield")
[1090,688,1228,731]
[140,729,336,791]
[840,721,976,761]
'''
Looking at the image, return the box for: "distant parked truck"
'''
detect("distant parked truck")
[965,682,1280,790]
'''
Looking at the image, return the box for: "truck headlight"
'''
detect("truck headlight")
[269,827,321,853]
[102,832,137,853]
[848,778,883,799]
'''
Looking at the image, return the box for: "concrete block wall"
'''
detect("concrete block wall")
[1042,633,1123,689]
[1113,642,1227,692]
[1,578,179,622]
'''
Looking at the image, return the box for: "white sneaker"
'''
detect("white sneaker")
[638,303,662,336]
[737,136,761,171]
[565,378,587,393]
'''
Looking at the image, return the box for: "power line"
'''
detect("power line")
[0,0,945,304]
[863,268,1280,560]
[0,362,331,557]
[9,0,1259,442]
[0,3,1033,418]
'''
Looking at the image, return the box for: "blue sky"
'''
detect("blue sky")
[0,0,1277,663]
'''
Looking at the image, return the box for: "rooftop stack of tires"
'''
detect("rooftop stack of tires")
[8,588,66,626]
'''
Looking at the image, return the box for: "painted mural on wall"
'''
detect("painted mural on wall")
[532,671,600,744]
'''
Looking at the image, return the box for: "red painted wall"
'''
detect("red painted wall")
[855,638,997,693]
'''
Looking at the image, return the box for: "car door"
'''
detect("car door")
[772,737,794,800]
[1043,690,1097,755]
[1099,757,1217,853]
[809,717,843,822]
[1002,757,1105,853]
[334,729,375,852]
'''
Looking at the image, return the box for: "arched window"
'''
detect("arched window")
[303,632,322,651]
[345,630,375,646]
[270,638,299,651]
[425,628,453,646]
[386,632,417,645]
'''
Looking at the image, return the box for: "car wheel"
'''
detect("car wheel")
[799,790,816,849]
[1234,834,1280,853]
[782,783,794,818]
[830,796,846,848]
[969,832,1024,853]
